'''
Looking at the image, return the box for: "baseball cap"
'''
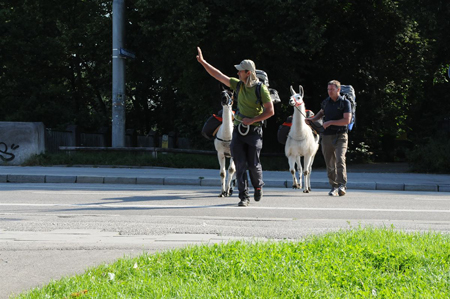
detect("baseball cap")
[234,59,256,72]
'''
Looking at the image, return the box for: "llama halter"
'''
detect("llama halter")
[290,94,304,107]
[290,94,307,118]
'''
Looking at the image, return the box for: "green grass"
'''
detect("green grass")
[14,227,450,298]
[22,152,295,171]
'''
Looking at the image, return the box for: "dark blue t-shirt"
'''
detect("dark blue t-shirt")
[321,96,351,135]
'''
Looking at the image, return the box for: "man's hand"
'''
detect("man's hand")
[196,47,205,64]
[196,47,230,87]
[242,118,254,126]
[323,121,332,129]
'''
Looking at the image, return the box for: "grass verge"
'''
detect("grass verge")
[22,152,294,171]
[14,227,450,298]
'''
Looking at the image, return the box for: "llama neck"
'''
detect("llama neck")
[291,106,308,136]
[220,106,233,137]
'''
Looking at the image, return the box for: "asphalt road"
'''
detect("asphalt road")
[1,183,449,298]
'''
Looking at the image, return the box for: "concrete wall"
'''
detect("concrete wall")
[0,122,45,165]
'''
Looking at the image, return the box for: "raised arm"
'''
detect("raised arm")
[196,47,230,87]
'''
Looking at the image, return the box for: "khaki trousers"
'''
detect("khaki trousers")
[321,133,348,188]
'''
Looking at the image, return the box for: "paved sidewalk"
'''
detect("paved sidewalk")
[0,164,449,192]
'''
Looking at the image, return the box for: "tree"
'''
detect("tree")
[0,0,112,130]
[1,0,448,163]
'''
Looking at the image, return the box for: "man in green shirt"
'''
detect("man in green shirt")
[196,47,274,206]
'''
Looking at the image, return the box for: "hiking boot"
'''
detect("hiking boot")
[328,187,339,196]
[338,186,346,196]
[254,188,263,202]
[238,198,250,207]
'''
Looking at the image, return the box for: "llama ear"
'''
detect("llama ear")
[299,85,304,97]
[290,86,296,95]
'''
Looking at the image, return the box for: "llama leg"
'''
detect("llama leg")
[296,156,303,190]
[288,156,299,189]
[217,153,227,197]
[307,154,317,192]
[303,155,313,193]
[226,158,236,196]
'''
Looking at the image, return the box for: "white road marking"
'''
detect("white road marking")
[0,203,448,213]
[413,197,450,201]
[29,191,209,195]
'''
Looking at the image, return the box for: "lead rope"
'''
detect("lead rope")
[293,102,320,135]
[234,119,250,136]
[294,105,307,118]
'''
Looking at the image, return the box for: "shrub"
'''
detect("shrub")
[407,134,450,173]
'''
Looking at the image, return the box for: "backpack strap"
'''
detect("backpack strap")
[321,97,331,111]
[255,82,262,105]
[234,81,262,106]
[234,81,242,101]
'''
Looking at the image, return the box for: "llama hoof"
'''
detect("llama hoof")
[303,189,310,193]
[218,192,226,197]
[228,189,233,196]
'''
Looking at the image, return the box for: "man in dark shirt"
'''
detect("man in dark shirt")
[305,80,352,196]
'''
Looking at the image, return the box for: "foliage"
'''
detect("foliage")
[1,0,450,160]
[16,227,450,298]
[347,141,373,163]
[0,1,112,130]
[407,132,450,173]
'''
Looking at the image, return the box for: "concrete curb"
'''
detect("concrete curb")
[7,174,45,183]
[46,175,77,183]
[136,177,164,185]
[76,176,104,184]
[376,183,404,191]
[439,185,450,192]
[1,174,448,192]
[104,177,137,184]
[405,183,438,192]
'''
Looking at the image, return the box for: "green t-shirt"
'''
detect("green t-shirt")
[229,77,271,125]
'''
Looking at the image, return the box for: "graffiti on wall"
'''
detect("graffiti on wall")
[0,142,20,161]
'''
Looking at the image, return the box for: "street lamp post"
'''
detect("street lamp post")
[112,0,126,147]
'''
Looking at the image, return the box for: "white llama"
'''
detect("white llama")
[214,90,236,197]
[285,85,320,192]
